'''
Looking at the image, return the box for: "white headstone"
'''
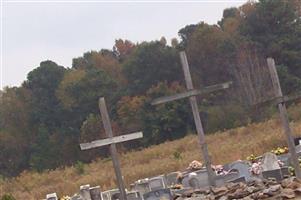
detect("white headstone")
[80,184,92,200]
[46,193,58,200]
[262,152,280,171]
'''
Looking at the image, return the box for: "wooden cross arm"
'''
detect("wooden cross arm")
[80,132,143,150]
[151,81,232,105]
[253,94,301,106]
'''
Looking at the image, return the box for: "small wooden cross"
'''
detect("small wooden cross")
[151,51,232,186]
[267,58,301,179]
[80,97,143,200]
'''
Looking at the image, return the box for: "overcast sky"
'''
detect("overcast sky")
[1,0,246,89]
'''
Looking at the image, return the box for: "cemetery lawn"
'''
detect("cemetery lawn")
[2,117,301,199]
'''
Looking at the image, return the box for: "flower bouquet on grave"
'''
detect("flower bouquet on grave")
[246,154,259,163]
[187,160,203,171]
[271,147,289,155]
[60,196,71,200]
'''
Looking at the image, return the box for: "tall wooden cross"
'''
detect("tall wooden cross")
[151,51,232,186]
[80,97,143,200]
[267,58,301,179]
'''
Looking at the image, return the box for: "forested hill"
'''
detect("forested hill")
[1,0,301,177]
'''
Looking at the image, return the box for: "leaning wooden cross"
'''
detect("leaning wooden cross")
[266,58,301,179]
[151,51,232,186]
[80,97,143,200]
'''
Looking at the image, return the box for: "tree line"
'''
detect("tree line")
[1,0,301,177]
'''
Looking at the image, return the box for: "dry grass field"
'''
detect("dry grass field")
[2,108,301,199]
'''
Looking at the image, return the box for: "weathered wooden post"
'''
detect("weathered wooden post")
[267,58,301,179]
[151,51,232,186]
[80,97,144,200]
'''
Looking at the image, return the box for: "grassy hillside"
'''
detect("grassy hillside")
[2,115,301,199]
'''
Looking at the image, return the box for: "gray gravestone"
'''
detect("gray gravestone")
[262,152,280,171]
[90,186,102,200]
[80,184,92,200]
[281,167,290,178]
[133,179,151,196]
[229,161,252,181]
[143,189,172,200]
[46,193,58,200]
[126,191,142,200]
[102,189,120,200]
[277,153,291,166]
[296,145,301,155]
[149,176,166,191]
[182,170,209,189]
[165,171,180,186]
[262,169,283,182]
[187,172,200,189]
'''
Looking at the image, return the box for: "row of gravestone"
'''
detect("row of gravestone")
[44,144,301,200]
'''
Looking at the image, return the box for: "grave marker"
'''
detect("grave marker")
[151,51,232,186]
[126,191,141,200]
[228,161,252,182]
[261,152,280,171]
[148,176,166,191]
[262,169,283,182]
[80,97,144,200]
[133,179,151,196]
[267,58,301,179]
[80,184,92,200]
[143,188,173,200]
[46,193,58,200]
[89,186,102,200]
[165,171,180,186]
[102,189,120,200]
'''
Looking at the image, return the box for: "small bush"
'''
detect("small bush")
[1,194,16,200]
[173,151,182,160]
[74,161,85,175]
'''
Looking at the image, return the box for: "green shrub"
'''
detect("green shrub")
[74,161,85,175]
[1,194,16,200]
[173,151,182,160]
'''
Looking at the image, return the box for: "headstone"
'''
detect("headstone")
[281,167,290,178]
[133,179,151,196]
[262,169,283,182]
[296,145,301,154]
[102,189,120,200]
[111,192,121,200]
[143,189,173,200]
[182,169,209,188]
[229,161,252,181]
[149,176,166,191]
[46,193,58,200]
[90,186,102,200]
[80,184,92,200]
[126,191,141,200]
[262,152,280,171]
[165,171,180,186]
[188,172,200,189]
[277,153,291,166]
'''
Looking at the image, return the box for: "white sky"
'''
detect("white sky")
[1,0,246,89]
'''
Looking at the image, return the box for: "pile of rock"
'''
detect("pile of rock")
[176,177,301,200]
